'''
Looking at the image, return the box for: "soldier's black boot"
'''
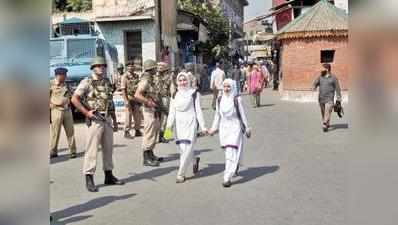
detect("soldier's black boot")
[135,129,143,137]
[104,170,125,185]
[143,150,160,167]
[149,150,164,162]
[85,174,98,192]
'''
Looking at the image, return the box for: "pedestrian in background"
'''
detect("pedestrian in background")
[166,72,208,183]
[112,63,124,91]
[248,64,265,107]
[72,57,124,192]
[121,60,142,139]
[232,64,242,94]
[49,67,77,159]
[313,63,342,132]
[210,62,225,110]
[209,79,251,188]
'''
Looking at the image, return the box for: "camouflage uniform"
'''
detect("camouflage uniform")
[121,71,142,134]
[139,72,162,151]
[49,79,77,157]
[74,74,115,175]
[155,70,176,138]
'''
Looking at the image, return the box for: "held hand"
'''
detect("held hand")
[208,129,215,136]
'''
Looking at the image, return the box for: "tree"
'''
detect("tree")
[53,0,92,12]
[66,0,92,12]
[178,0,230,62]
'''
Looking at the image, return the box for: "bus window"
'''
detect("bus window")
[67,39,96,59]
[50,40,64,59]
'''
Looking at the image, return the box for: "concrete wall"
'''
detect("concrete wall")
[279,36,349,101]
[95,20,157,65]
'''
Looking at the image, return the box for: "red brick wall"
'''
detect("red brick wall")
[280,36,349,91]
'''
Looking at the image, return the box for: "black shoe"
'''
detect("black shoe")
[323,126,328,132]
[222,181,232,188]
[193,157,200,174]
[104,171,125,185]
[85,174,98,192]
[135,129,143,137]
[149,150,164,162]
[143,151,160,167]
[70,152,77,159]
[124,131,133,139]
[50,152,58,159]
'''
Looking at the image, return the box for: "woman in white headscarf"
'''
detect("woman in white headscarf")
[166,72,208,183]
[209,78,251,188]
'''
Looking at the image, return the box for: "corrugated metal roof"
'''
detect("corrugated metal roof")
[277,0,348,39]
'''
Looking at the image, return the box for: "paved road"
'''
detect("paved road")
[50,89,349,225]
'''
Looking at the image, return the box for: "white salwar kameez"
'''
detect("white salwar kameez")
[211,79,250,183]
[167,73,206,178]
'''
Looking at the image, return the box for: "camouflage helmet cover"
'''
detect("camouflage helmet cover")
[143,59,157,71]
[90,56,107,70]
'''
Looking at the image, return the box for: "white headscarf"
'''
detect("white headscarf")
[174,72,196,112]
[220,78,238,117]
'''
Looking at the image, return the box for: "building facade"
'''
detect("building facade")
[244,18,273,61]
[208,0,248,56]
[276,0,349,102]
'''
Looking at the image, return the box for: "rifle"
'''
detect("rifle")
[85,111,108,127]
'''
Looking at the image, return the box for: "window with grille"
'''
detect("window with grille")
[320,50,335,63]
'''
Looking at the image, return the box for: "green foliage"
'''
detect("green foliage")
[178,0,230,61]
[53,0,92,12]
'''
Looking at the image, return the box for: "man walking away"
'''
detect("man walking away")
[313,63,342,132]
[210,62,225,110]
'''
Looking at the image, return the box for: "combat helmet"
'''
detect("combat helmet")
[117,63,124,69]
[143,59,157,72]
[90,56,107,70]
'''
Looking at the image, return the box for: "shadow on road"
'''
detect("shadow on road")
[161,149,214,163]
[328,123,349,131]
[50,144,127,164]
[234,165,280,185]
[51,193,136,225]
[257,103,276,108]
[103,166,178,186]
[188,163,225,180]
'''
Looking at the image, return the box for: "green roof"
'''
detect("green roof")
[277,0,348,38]
[61,17,89,24]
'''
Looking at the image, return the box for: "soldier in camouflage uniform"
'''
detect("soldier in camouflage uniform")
[49,67,77,159]
[121,60,143,138]
[155,62,176,143]
[112,63,124,91]
[134,59,164,167]
[72,57,124,192]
